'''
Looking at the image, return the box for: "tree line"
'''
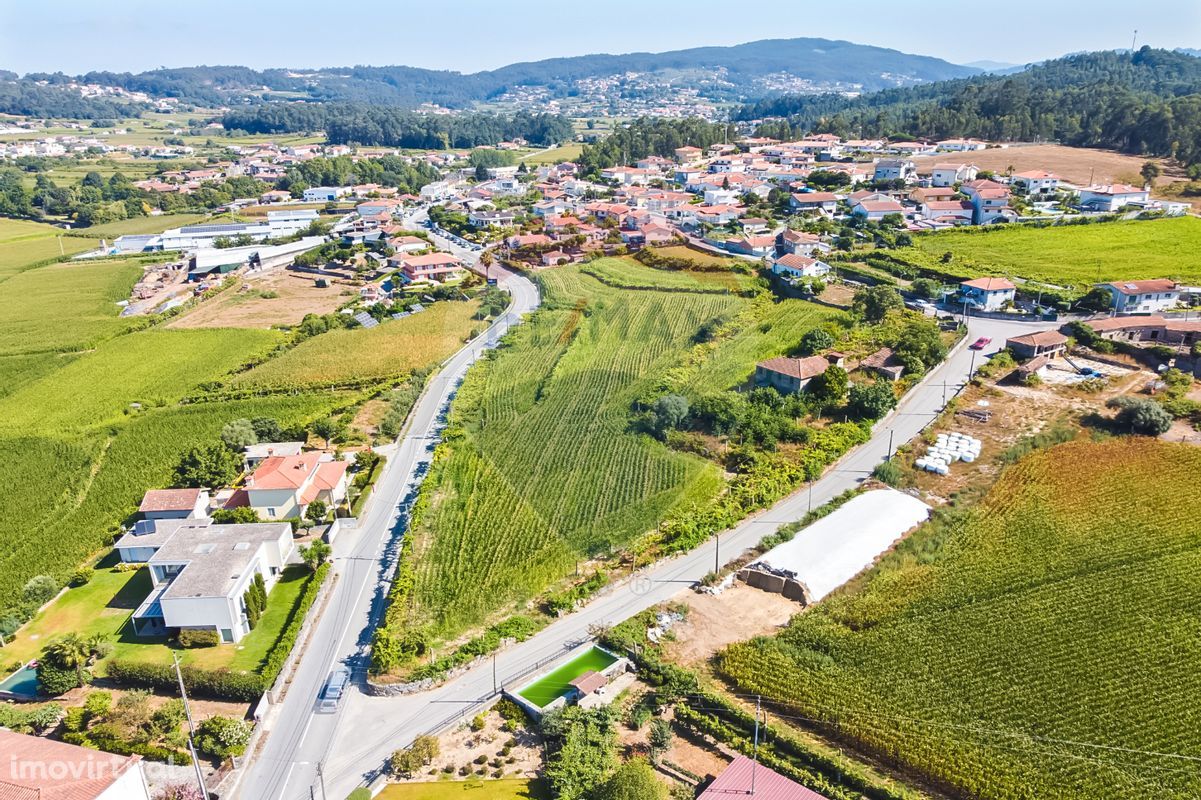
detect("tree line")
[576,117,737,174]
[738,48,1201,167]
[220,104,573,150]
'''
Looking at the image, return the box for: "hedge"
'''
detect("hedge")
[62,730,192,765]
[107,563,329,701]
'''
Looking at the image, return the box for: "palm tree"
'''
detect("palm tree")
[44,633,90,685]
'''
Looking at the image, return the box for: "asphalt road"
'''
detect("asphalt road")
[234,222,539,800]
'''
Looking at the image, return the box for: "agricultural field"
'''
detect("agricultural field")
[231,300,481,388]
[653,245,745,269]
[0,217,99,279]
[398,264,741,640]
[909,143,1172,188]
[76,212,213,238]
[718,438,1201,800]
[168,269,351,329]
[579,255,751,293]
[900,216,1201,288]
[521,142,585,165]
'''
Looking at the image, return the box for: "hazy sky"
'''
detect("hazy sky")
[3,0,1198,75]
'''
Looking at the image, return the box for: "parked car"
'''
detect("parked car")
[318,666,351,712]
[970,337,992,350]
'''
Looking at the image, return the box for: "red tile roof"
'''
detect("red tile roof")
[1007,330,1068,347]
[960,277,1015,291]
[774,254,820,270]
[250,452,324,490]
[699,755,829,800]
[1102,279,1177,295]
[139,488,203,513]
[0,729,143,800]
[757,355,830,381]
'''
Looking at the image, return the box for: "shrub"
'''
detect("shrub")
[37,661,85,697]
[872,460,904,487]
[105,660,265,702]
[1107,396,1174,436]
[177,628,220,648]
[70,568,94,587]
[83,690,113,719]
[470,713,486,732]
[195,715,253,759]
[22,575,59,606]
[154,784,206,800]
[28,703,64,732]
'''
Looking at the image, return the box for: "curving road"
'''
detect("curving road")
[234,220,538,800]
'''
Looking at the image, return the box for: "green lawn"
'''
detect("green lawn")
[517,646,617,708]
[521,143,584,165]
[79,213,213,238]
[718,438,1201,800]
[901,216,1201,288]
[377,779,548,800]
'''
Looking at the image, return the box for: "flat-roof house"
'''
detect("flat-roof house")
[699,755,830,800]
[243,451,348,520]
[1011,170,1061,194]
[0,729,151,800]
[467,209,519,229]
[1006,330,1068,361]
[959,277,1016,311]
[138,488,209,521]
[772,253,831,280]
[1078,184,1149,212]
[117,519,294,643]
[244,441,305,470]
[399,252,466,283]
[789,192,840,216]
[1098,279,1179,313]
[873,159,916,183]
[754,355,830,394]
[303,186,350,202]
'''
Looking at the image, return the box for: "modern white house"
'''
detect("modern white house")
[1097,279,1180,313]
[117,519,294,643]
[929,163,978,187]
[0,730,151,800]
[772,253,832,280]
[959,277,1016,311]
[1078,184,1150,211]
[242,451,349,520]
[873,159,917,183]
[1010,170,1061,194]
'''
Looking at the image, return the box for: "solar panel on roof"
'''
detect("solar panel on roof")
[354,312,379,328]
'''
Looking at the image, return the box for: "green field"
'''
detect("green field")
[78,212,213,238]
[718,438,1201,800]
[901,216,1201,288]
[579,256,750,294]
[521,143,584,165]
[0,219,99,280]
[233,301,480,388]
[517,646,618,708]
[377,779,547,800]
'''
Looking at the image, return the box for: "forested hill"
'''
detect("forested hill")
[6,37,976,113]
[737,48,1201,166]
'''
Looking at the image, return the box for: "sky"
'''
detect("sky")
[2,0,1199,75]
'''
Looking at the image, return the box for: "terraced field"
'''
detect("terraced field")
[0,218,99,280]
[718,438,1201,800]
[579,256,751,294]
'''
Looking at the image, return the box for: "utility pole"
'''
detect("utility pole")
[887,429,894,461]
[492,652,498,694]
[808,479,813,513]
[751,695,762,795]
[173,654,209,799]
[714,532,720,574]
[317,761,328,800]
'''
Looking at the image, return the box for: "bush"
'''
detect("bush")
[70,568,94,587]
[106,660,265,702]
[1107,396,1174,436]
[22,575,59,606]
[37,661,85,697]
[872,460,904,487]
[196,715,253,759]
[177,628,220,648]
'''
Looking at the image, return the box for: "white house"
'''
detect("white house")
[119,519,294,643]
[788,192,841,216]
[1078,184,1150,212]
[303,186,351,202]
[420,180,461,201]
[0,730,151,800]
[138,488,209,521]
[1097,279,1180,313]
[772,253,831,280]
[919,200,975,224]
[779,229,832,257]
[937,138,988,152]
[1010,170,1061,195]
[959,277,1016,311]
[851,198,905,221]
[242,451,349,520]
[874,159,917,183]
[929,163,978,188]
[960,179,1013,224]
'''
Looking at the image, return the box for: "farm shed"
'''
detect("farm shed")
[739,489,931,604]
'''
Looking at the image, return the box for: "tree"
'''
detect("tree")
[250,417,284,442]
[807,365,849,407]
[22,574,59,605]
[42,633,92,687]
[848,381,897,420]
[852,285,903,323]
[1106,396,1173,435]
[647,719,674,763]
[474,163,490,182]
[894,320,947,374]
[305,499,329,526]
[689,393,744,436]
[652,394,690,436]
[220,418,258,451]
[176,443,242,488]
[910,277,942,300]
[1077,286,1114,312]
[597,760,667,800]
[542,706,618,800]
[1140,161,1161,185]
[797,328,835,356]
[301,539,332,571]
[311,418,339,448]
[211,507,262,524]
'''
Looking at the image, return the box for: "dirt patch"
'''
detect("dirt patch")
[393,703,541,783]
[817,283,855,307]
[661,584,799,667]
[168,268,353,329]
[616,685,731,785]
[910,143,1177,188]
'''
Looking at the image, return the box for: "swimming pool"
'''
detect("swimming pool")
[0,662,38,700]
[516,646,618,709]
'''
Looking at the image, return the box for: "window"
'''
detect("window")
[267,507,276,517]
[220,628,234,643]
